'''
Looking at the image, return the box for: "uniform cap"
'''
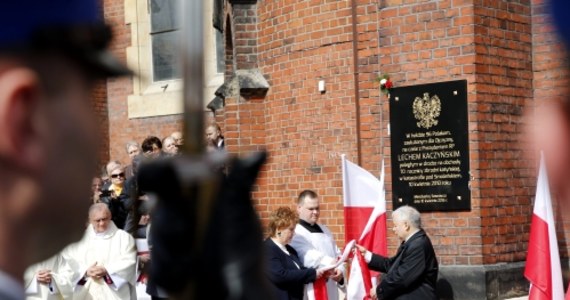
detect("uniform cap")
[1,0,131,77]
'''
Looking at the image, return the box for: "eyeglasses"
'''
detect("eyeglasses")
[111,173,125,179]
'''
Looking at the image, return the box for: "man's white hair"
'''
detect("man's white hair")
[393,205,421,229]
[89,203,111,218]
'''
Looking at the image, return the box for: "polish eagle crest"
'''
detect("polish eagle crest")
[412,92,441,129]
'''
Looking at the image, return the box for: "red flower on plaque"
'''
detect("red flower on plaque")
[377,73,393,96]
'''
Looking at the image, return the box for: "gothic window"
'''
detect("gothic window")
[150,0,181,82]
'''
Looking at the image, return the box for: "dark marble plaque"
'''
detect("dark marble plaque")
[389,80,470,212]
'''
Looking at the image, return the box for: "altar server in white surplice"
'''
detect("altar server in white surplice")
[290,190,345,300]
[24,254,74,300]
[64,203,137,299]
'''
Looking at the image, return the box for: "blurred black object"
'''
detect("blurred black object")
[137,150,273,300]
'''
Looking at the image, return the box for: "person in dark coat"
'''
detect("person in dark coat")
[355,205,438,300]
[264,207,326,300]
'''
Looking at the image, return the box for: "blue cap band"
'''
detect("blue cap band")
[1,0,100,46]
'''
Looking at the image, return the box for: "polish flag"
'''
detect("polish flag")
[524,153,564,300]
[342,155,387,300]
[306,278,328,300]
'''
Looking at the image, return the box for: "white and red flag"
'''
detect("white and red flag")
[524,152,564,300]
[342,155,387,300]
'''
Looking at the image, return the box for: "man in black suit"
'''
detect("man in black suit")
[356,205,438,300]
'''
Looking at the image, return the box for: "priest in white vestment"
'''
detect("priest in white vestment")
[64,203,137,299]
[24,254,74,300]
[290,190,345,300]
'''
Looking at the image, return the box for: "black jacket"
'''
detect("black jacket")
[368,229,438,300]
[100,181,132,230]
[264,238,317,300]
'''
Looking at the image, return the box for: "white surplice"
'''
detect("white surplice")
[24,254,74,300]
[291,223,345,300]
[64,222,136,300]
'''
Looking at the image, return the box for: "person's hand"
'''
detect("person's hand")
[316,268,325,279]
[370,286,378,300]
[139,253,151,263]
[86,262,107,279]
[139,215,150,225]
[36,269,52,284]
[329,268,343,282]
[92,191,101,203]
[354,244,368,256]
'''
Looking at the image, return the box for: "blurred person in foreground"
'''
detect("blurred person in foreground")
[64,203,136,299]
[528,1,570,208]
[264,207,327,300]
[0,0,130,299]
[355,205,438,300]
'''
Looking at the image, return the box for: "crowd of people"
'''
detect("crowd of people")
[264,191,438,300]
[31,127,439,300]
[25,126,227,300]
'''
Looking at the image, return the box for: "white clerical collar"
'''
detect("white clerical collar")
[0,269,24,300]
[405,229,420,242]
[90,222,117,239]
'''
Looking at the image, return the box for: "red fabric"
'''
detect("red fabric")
[344,207,373,243]
[355,250,373,300]
[312,277,328,300]
[359,212,387,256]
[524,214,551,300]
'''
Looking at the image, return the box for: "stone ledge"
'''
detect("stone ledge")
[437,262,528,300]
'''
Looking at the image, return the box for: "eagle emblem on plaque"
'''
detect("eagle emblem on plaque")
[413,92,441,129]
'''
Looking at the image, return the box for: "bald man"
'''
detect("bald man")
[355,206,438,300]
[64,203,136,299]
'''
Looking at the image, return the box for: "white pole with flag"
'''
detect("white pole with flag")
[524,152,564,300]
[342,155,387,300]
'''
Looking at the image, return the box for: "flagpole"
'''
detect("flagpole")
[181,0,205,155]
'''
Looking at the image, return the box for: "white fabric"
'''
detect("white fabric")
[0,270,25,300]
[291,223,344,299]
[341,156,384,208]
[24,254,74,299]
[64,222,137,300]
[346,255,366,300]
[528,152,564,299]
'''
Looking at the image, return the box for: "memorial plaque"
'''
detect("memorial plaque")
[389,80,470,211]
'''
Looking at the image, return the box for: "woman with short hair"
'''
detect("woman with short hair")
[264,207,325,300]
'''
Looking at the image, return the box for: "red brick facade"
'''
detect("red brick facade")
[98,0,570,278]
[101,0,183,166]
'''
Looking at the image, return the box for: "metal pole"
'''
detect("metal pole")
[182,0,204,155]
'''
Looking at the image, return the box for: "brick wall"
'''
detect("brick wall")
[252,0,537,266]
[102,0,183,167]
[99,0,570,268]
[92,80,110,172]
[472,1,534,265]
[256,0,359,242]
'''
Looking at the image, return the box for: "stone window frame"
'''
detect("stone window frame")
[125,0,224,118]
